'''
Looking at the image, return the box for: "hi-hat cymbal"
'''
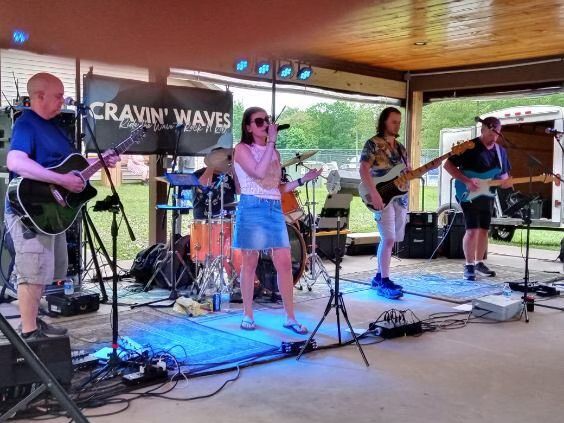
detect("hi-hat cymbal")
[204,147,233,173]
[223,201,239,210]
[281,150,318,168]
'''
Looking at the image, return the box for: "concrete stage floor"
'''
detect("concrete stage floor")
[3,243,564,423]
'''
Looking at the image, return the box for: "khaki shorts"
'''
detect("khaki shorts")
[5,213,68,285]
[374,200,408,243]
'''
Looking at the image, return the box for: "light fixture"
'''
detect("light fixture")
[277,63,294,79]
[255,60,271,76]
[414,41,427,46]
[234,58,250,73]
[296,65,313,81]
[12,30,29,45]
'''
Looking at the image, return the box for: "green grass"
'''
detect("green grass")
[87,182,561,260]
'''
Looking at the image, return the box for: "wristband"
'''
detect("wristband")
[298,178,304,187]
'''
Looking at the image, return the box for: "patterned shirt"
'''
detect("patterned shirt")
[360,135,409,207]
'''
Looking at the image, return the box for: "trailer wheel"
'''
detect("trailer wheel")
[490,225,516,242]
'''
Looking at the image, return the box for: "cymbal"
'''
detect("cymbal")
[281,150,318,168]
[204,147,233,173]
[223,201,239,210]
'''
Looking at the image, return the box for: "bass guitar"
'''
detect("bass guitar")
[359,140,475,211]
[7,125,146,235]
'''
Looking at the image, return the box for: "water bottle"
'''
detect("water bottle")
[220,290,231,312]
[502,283,512,298]
[64,279,74,296]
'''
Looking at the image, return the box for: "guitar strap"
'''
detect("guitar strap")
[494,142,503,174]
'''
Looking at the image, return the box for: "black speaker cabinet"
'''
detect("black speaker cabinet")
[442,211,465,259]
[397,213,438,259]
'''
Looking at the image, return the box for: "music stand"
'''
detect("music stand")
[135,173,200,307]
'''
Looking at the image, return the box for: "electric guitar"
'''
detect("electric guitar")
[359,140,475,211]
[454,170,561,203]
[7,125,146,235]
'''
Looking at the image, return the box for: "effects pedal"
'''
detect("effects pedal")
[280,339,318,355]
[122,364,168,386]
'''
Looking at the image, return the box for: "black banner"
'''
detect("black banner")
[83,74,233,155]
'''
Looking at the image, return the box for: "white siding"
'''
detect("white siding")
[0,49,148,108]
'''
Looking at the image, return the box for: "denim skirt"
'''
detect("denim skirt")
[233,194,290,250]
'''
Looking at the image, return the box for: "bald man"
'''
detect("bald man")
[5,73,119,340]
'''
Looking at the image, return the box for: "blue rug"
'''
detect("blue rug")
[341,261,560,303]
[64,308,278,365]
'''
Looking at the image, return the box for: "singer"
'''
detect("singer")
[232,107,321,332]
[444,116,512,280]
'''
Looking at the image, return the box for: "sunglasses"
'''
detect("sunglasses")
[251,116,271,127]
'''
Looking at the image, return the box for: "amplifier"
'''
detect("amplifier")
[397,225,437,259]
[445,210,465,227]
[0,336,72,389]
[406,211,437,227]
[46,292,100,316]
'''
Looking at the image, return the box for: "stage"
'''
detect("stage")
[1,243,563,423]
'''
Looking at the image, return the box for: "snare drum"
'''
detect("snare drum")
[189,219,232,262]
[281,191,304,224]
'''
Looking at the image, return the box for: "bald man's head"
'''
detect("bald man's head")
[27,72,65,119]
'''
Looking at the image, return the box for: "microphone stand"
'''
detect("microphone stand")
[78,106,136,369]
[493,129,564,319]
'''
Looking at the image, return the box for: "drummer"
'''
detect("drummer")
[192,148,237,220]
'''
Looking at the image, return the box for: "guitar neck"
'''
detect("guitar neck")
[80,134,137,180]
[401,150,452,181]
[488,175,550,187]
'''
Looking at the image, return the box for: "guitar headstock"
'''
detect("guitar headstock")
[451,140,475,155]
[130,123,147,144]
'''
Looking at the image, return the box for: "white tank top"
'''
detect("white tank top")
[234,143,281,200]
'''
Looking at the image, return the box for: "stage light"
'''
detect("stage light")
[277,63,294,79]
[234,59,249,73]
[256,61,271,76]
[296,66,313,81]
[12,30,29,45]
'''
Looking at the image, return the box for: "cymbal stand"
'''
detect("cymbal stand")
[194,175,233,300]
[298,166,332,291]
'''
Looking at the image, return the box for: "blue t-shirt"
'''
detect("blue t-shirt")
[9,110,77,176]
[6,110,78,212]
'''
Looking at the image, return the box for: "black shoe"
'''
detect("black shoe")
[475,262,496,277]
[37,318,67,336]
[464,264,476,281]
[21,329,48,341]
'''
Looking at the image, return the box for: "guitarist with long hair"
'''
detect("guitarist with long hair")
[444,116,512,281]
[5,73,119,340]
[359,107,410,299]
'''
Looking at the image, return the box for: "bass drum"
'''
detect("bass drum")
[255,223,306,291]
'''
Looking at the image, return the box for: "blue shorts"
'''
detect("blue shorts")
[233,194,290,250]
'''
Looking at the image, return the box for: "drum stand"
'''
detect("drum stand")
[194,174,235,300]
[299,175,332,291]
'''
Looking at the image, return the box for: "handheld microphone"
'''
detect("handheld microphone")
[277,124,290,131]
[474,116,483,123]
[545,128,564,135]
[64,97,89,109]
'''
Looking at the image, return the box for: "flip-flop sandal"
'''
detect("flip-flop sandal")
[283,322,308,335]
[241,317,256,331]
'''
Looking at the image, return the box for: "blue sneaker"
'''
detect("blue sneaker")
[370,274,382,288]
[377,280,403,299]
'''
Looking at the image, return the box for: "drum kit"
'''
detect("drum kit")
[156,147,331,303]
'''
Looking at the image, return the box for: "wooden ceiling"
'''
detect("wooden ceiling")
[1,0,563,89]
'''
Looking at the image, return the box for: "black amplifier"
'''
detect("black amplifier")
[46,292,100,316]
[0,336,72,389]
[406,211,437,227]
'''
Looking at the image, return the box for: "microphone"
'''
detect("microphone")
[64,97,89,109]
[175,123,185,130]
[277,123,290,131]
[545,128,564,135]
[474,116,483,123]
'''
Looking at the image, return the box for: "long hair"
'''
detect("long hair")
[240,107,267,145]
[376,106,401,138]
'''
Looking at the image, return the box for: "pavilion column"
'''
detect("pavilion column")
[406,89,423,211]
[148,68,169,245]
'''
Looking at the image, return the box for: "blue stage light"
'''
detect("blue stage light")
[277,63,294,79]
[256,61,271,76]
[297,66,313,81]
[235,59,249,73]
[12,30,29,45]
